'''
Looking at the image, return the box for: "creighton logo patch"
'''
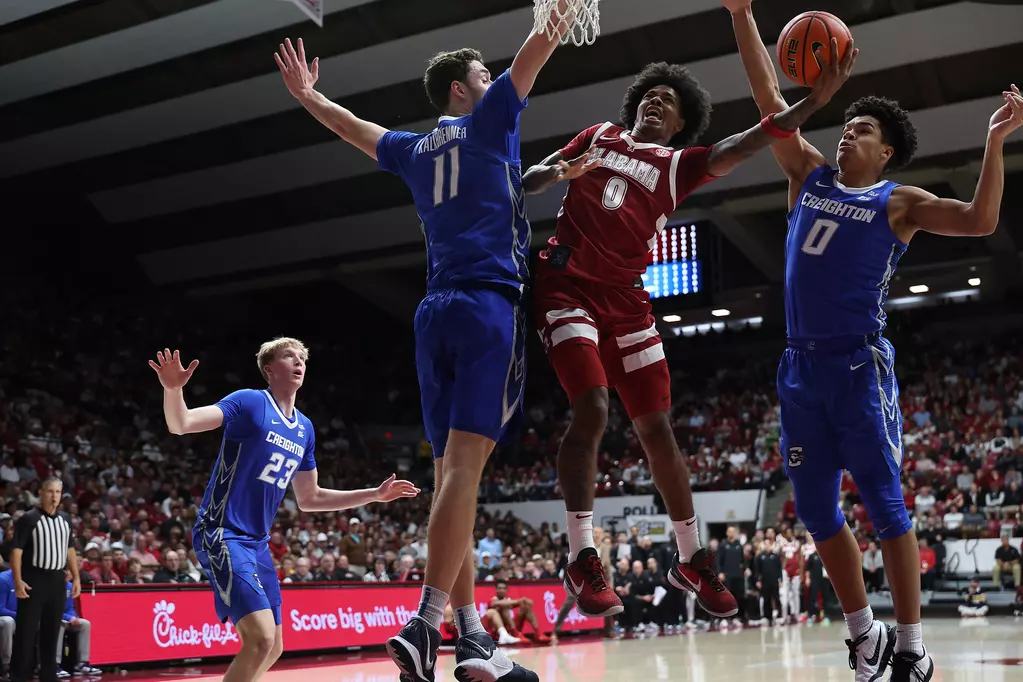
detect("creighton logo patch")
[787,446,804,468]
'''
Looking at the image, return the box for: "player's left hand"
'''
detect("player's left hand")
[71,579,81,599]
[989,84,1023,142]
[808,37,858,105]
[375,474,421,503]
[556,152,602,182]
[275,37,319,99]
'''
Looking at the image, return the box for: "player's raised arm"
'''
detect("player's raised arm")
[725,1,829,193]
[276,38,388,160]
[291,470,420,513]
[509,0,576,101]
[149,349,224,435]
[894,87,1022,241]
[704,36,857,179]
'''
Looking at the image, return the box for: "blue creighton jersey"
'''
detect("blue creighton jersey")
[785,165,906,340]
[196,389,316,542]
[376,69,530,293]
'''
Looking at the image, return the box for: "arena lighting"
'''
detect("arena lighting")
[711,309,730,317]
[662,314,682,323]
[909,284,929,294]
[968,277,981,287]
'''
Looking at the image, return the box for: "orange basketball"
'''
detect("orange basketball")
[777,11,852,87]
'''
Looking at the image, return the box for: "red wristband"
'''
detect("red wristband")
[761,113,797,140]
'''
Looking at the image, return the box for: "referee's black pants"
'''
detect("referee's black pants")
[11,569,65,682]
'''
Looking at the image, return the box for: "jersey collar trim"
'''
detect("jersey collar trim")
[619,131,673,151]
[438,115,462,123]
[262,389,299,429]
[832,176,888,195]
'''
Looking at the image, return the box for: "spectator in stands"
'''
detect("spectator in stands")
[916,486,937,515]
[58,570,101,676]
[128,535,159,579]
[860,540,884,593]
[395,554,424,582]
[993,534,1022,590]
[540,559,558,579]
[336,519,366,576]
[363,557,391,583]
[122,558,147,584]
[269,531,289,562]
[88,551,121,585]
[337,555,360,581]
[151,550,194,584]
[277,556,296,582]
[919,538,938,591]
[478,528,502,568]
[284,558,314,583]
[985,482,1006,513]
[313,554,340,581]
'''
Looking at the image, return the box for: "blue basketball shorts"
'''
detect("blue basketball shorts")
[778,335,911,542]
[193,526,282,626]
[414,287,526,459]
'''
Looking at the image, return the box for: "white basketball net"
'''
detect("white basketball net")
[533,0,601,47]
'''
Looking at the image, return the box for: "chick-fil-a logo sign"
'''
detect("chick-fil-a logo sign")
[152,600,239,649]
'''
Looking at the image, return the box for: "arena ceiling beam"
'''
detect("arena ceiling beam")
[75,2,1023,224]
[0,0,84,27]
[0,0,379,106]
[0,0,726,176]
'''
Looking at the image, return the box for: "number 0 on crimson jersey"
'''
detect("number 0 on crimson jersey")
[534,122,717,418]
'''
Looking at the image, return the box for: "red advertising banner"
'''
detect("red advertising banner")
[79,581,602,665]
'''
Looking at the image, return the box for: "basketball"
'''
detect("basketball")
[777,11,853,87]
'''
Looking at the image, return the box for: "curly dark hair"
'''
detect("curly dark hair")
[844,96,918,172]
[619,62,712,148]
[423,48,483,113]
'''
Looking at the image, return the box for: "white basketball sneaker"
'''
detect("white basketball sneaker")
[845,621,896,682]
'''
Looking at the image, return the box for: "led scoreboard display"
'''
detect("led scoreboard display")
[642,223,702,299]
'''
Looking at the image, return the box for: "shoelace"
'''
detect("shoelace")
[693,552,727,593]
[845,631,870,671]
[585,554,611,593]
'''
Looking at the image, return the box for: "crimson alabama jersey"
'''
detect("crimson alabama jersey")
[540,122,714,288]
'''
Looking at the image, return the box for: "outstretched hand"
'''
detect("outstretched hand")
[375,474,421,503]
[990,84,1023,142]
[275,37,319,99]
[557,152,602,182]
[719,0,753,13]
[148,349,199,390]
[809,37,858,106]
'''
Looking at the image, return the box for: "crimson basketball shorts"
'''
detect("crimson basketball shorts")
[778,334,911,542]
[534,271,669,419]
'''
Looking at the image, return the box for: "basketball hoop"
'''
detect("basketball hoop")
[533,0,600,47]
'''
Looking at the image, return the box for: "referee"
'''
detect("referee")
[10,477,79,682]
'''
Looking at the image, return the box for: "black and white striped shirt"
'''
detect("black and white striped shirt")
[13,508,73,572]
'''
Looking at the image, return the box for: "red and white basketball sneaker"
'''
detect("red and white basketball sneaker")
[667,548,739,618]
[563,547,623,617]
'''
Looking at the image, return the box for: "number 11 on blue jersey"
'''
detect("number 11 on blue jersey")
[433,147,460,206]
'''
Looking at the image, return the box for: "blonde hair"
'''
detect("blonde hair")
[256,337,309,383]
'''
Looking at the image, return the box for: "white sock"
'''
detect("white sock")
[673,517,701,563]
[844,605,873,641]
[416,585,449,630]
[567,511,594,563]
[454,604,484,637]
[896,622,924,657]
